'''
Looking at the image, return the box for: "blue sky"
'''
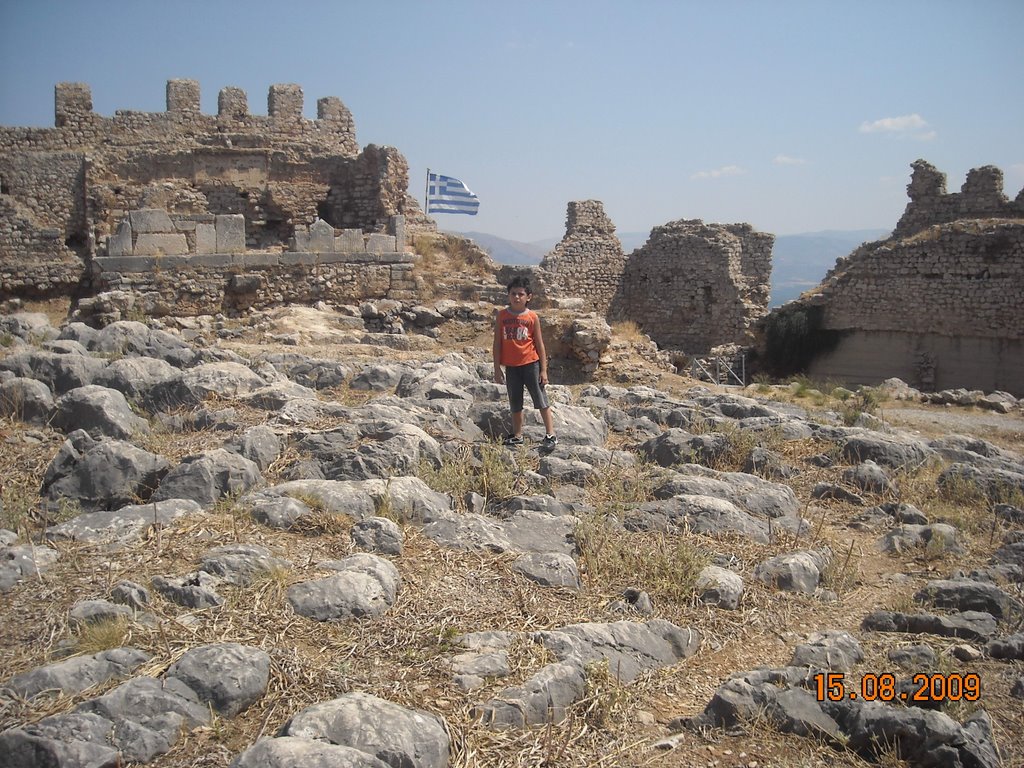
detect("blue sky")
[2,0,1021,243]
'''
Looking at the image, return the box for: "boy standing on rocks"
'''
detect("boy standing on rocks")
[492,276,557,451]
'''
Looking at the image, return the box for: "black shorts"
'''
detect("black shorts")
[506,361,549,413]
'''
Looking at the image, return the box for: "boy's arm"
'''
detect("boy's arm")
[534,317,549,386]
[492,312,505,384]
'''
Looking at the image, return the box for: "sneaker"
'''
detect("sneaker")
[541,434,557,451]
[503,434,524,446]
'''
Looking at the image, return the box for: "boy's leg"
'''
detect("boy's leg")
[540,406,555,436]
[506,365,526,438]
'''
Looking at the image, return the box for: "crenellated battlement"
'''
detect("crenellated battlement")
[0,79,428,302]
[52,79,355,131]
[894,159,1024,238]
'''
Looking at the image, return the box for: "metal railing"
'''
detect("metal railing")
[689,354,746,387]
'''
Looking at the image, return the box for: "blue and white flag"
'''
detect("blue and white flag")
[426,172,480,215]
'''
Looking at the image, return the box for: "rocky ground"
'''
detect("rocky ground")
[0,299,1021,768]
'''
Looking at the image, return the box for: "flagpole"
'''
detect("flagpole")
[424,168,430,213]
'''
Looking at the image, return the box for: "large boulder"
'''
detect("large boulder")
[282,692,449,768]
[40,430,170,512]
[152,449,263,507]
[51,385,150,439]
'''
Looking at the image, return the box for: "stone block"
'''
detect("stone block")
[366,234,397,253]
[239,253,280,268]
[134,233,188,256]
[309,219,336,253]
[337,229,364,253]
[167,79,200,113]
[390,215,406,252]
[187,254,234,268]
[107,221,133,257]
[216,215,246,253]
[317,252,348,265]
[196,223,217,255]
[171,217,196,232]
[281,253,316,266]
[130,209,174,234]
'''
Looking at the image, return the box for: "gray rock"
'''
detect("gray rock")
[790,630,864,672]
[69,598,134,626]
[200,544,290,586]
[653,464,800,519]
[230,736,391,768]
[47,499,201,549]
[74,676,211,762]
[0,377,54,425]
[754,550,831,594]
[985,632,1024,660]
[152,571,225,609]
[0,543,59,592]
[1,648,150,700]
[914,578,1018,619]
[537,455,599,485]
[94,356,180,409]
[1012,677,1024,698]
[41,430,170,512]
[473,662,586,729]
[250,495,316,530]
[283,692,449,768]
[0,350,107,394]
[862,610,999,643]
[841,460,895,495]
[694,565,744,610]
[150,362,267,407]
[513,552,581,589]
[742,446,799,480]
[263,352,353,390]
[822,699,1000,768]
[638,428,729,468]
[350,516,403,555]
[89,321,197,368]
[166,642,270,717]
[500,510,579,555]
[287,554,399,621]
[938,462,1024,502]
[153,448,263,507]
[350,363,409,391]
[0,711,121,767]
[887,644,937,669]
[879,523,964,555]
[110,580,151,611]
[811,482,865,505]
[51,385,150,439]
[534,618,701,683]
[841,432,934,469]
[225,425,282,471]
[626,494,770,543]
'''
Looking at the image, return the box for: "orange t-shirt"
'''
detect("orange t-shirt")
[498,308,541,367]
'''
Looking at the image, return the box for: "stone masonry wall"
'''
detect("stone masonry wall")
[91,210,414,315]
[612,219,773,353]
[539,201,626,314]
[0,80,423,300]
[766,161,1024,394]
[894,159,1024,238]
[817,222,1024,339]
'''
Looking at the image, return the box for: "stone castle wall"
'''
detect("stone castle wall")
[611,219,773,353]
[894,159,1024,238]
[539,200,626,314]
[774,160,1024,394]
[533,202,773,354]
[0,80,425,300]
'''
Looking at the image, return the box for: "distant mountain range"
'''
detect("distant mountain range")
[448,228,891,307]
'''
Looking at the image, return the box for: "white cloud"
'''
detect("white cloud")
[859,113,936,140]
[691,164,745,180]
[773,154,807,166]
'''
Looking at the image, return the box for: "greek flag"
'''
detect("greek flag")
[426,172,480,215]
